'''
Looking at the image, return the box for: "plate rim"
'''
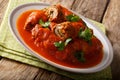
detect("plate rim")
[8,2,113,73]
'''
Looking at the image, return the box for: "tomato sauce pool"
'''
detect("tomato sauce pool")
[17,10,103,68]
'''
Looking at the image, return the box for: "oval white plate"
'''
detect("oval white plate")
[8,3,113,73]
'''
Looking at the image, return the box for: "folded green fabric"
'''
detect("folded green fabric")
[0,0,112,80]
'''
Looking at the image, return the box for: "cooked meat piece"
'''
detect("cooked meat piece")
[54,22,76,40]
[31,24,42,39]
[53,21,86,40]
[43,34,61,51]
[31,24,50,47]
[45,5,65,23]
[49,22,57,31]
[24,11,47,31]
[71,21,86,35]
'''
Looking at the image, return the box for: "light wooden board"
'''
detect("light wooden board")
[103,0,120,80]
[0,59,39,80]
[72,0,109,22]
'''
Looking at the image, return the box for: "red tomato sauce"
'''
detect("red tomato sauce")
[17,10,103,68]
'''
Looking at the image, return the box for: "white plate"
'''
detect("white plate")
[8,3,113,73]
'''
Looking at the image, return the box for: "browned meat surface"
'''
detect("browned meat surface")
[54,22,75,40]
[24,11,47,31]
[52,21,86,40]
[31,24,50,47]
[31,24,42,39]
[25,5,86,41]
[45,5,65,23]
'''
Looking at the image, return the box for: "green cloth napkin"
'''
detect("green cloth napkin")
[0,0,112,80]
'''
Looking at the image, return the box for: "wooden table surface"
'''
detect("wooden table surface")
[0,0,120,80]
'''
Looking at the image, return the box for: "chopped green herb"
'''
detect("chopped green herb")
[54,41,65,51]
[54,38,72,51]
[74,51,85,62]
[39,19,50,28]
[66,14,73,21]
[65,38,72,46]
[66,14,80,22]
[39,19,44,25]
[78,28,93,41]
[71,15,80,22]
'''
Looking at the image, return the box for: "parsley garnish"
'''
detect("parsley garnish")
[39,19,50,28]
[54,41,65,51]
[74,51,85,62]
[64,38,72,46]
[66,14,80,22]
[78,28,93,42]
[54,38,72,51]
